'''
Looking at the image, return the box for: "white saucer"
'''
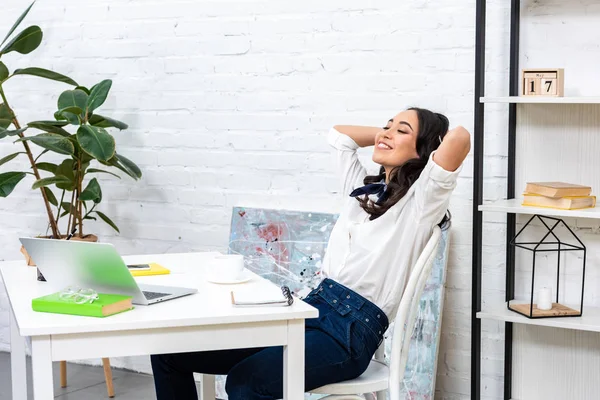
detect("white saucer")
[206,269,252,285]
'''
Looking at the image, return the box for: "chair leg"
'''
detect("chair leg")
[60,361,67,388]
[102,358,115,398]
[200,374,216,400]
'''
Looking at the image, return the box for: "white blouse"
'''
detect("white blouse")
[321,127,462,320]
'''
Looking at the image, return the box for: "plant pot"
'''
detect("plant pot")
[20,234,99,281]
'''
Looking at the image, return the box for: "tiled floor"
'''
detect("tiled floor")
[0,351,202,399]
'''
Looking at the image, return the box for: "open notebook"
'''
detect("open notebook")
[230,285,294,307]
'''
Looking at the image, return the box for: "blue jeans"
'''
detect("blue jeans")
[151,278,390,400]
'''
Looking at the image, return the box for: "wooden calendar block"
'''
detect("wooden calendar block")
[524,77,541,95]
[521,68,564,97]
[542,78,557,95]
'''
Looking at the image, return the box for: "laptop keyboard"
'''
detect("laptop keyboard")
[143,291,170,300]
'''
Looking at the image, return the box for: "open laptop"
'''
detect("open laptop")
[19,237,197,305]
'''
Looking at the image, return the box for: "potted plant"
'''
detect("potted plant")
[0,2,142,277]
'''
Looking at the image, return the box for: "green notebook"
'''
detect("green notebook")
[32,292,133,318]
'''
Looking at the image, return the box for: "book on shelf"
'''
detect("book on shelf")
[32,292,133,317]
[522,193,596,210]
[524,182,591,198]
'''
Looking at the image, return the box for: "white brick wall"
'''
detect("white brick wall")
[0,0,518,398]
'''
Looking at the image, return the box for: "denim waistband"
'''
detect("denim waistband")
[307,278,389,345]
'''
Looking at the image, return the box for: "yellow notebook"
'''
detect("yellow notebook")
[127,263,170,277]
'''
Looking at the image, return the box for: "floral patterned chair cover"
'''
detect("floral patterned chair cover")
[213,207,450,400]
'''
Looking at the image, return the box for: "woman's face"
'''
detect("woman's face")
[372,109,420,170]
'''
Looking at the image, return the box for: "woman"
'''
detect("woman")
[151,107,471,400]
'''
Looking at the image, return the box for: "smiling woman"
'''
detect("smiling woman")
[335,107,471,221]
[151,107,470,400]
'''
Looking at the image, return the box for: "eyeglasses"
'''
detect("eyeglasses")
[58,286,99,304]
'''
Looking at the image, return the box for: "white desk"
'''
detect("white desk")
[1,251,318,400]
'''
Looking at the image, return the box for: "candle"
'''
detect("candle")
[537,287,553,311]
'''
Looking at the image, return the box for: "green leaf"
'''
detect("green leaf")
[60,112,81,126]
[0,25,43,56]
[53,110,67,122]
[59,200,74,217]
[95,211,119,233]
[0,152,23,167]
[0,127,27,139]
[33,149,49,164]
[1,1,36,47]
[12,67,77,86]
[59,200,77,218]
[31,175,71,190]
[79,177,102,203]
[88,114,128,130]
[107,153,142,180]
[84,215,97,221]
[0,62,8,82]
[56,106,83,116]
[29,120,69,127]
[76,125,115,162]
[0,103,13,129]
[35,162,57,173]
[58,89,87,111]
[0,171,26,197]
[86,168,120,179]
[80,151,93,164]
[28,121,70,136]
[57,89,87,124]
[54,159,75,190]
[43,186,57,207]
[117,153,142,179]
[17,133,75,155]
[86,79,112,114]
[75,86,90,95]
[61,201,72,213]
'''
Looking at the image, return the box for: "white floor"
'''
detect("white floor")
[0,351,202,399]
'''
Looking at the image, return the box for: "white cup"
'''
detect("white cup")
[208,254,245,281]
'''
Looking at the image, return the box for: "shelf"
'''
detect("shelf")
[478,198,600,219]
[478,302,600,333]
[480,96,600,104]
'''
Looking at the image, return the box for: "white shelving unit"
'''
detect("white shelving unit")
[480,96,600,104]
[477,303,600,333]
[479,199,600,219]
[473,2,600,400]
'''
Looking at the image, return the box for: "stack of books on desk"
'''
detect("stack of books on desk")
[522,182,596,210]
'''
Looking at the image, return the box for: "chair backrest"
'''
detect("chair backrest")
[227,206,450,400]
[388,225,444,400]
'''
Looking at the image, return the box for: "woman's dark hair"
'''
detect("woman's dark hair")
[357,107,451,228]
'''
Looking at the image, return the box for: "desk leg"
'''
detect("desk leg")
[200,374,216,400]
[31,335,54,400]
[283,319,304,400]
[10,307,27,400]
